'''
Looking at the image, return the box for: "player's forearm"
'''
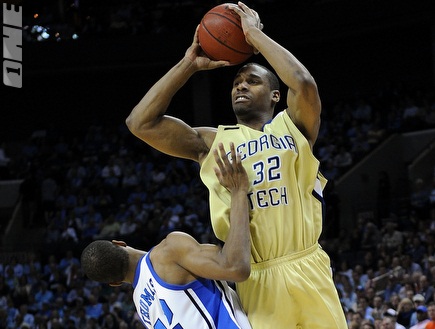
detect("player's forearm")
[221,189,251,281]
[246,27,317,91]
[126,57,197,135]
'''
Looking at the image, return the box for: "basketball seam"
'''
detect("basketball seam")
[201,14,252,56]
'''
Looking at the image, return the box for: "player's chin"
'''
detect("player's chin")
[233,105,250,116]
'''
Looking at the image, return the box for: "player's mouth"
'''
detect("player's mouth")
[234,95,250,103]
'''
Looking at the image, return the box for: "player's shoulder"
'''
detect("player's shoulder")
[166,231,195,240]
[164,231,198,250]
[195,126,218,136]
[194,127,218,150]
[152,231,197,263]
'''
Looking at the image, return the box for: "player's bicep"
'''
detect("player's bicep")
[168,233,235,281]
[133,115,211,162]
[286,83,321,146]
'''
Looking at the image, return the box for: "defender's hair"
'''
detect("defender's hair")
[81,240,129,283]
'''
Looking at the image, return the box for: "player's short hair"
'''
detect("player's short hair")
[81,240,129,283]
[239,62,280,91]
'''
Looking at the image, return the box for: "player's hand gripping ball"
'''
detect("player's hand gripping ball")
[198,3,254,65]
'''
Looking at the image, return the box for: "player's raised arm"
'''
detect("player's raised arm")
[233,1,321,147]
[168,142,251,282]
[125,26,229,162]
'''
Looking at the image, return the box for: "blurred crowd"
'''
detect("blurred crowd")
[0,81,434,328]
[23,0,244,42]
[0,123,214,328]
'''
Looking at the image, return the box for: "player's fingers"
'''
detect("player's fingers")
[213,166,223,182]
[233,150,244,174]
[218,143,231,169]
[213,146,226,174]
[209,60,231,68]
[252,10,262,29]
[232,3,245,17]
[237,2,248,12]
[193,25,200,43]
[229,142,238,169]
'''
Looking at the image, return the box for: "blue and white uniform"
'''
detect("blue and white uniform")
[132,252,251,329]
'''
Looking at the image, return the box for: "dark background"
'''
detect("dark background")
[1,0,435,142]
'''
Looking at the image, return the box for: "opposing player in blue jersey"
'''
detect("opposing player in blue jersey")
[81,143,251,329]
[125,2,346,328]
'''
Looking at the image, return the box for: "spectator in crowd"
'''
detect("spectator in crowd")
[34,281,54,311]
[382,308,406,329]
[101,155,123,187]
[59,250,80,274]
[401,253,423,276]
[396,297,415,328]
[382,221,404,253]
[348,310,364,329]
[358,296,375,323]
[407,237,427,265]
[417,275,434,305]
[93,214,120,239]
[334,146,353,173]
[119,215,137,238]
[84,293,103,321]
[410,294,426,326]
[425,302,435,329]
[361,320,376,329]
[409,305,429,329]
[16,304,35,329]
[402,97,424,131]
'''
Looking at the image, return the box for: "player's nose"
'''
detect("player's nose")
[236,81,249,90]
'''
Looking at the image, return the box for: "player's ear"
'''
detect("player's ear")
[272,90,280,103]
[109,282,123,287]
[112,240,127,247]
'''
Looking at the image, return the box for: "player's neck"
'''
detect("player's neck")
[237,118,268,131]
[126,250,147,284]
[236,111,273,131]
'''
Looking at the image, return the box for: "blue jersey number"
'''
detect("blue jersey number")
[252,156,281,185]
[153,300,183,329]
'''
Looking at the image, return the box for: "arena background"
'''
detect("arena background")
[1,1,435,327]
[2,0,434,141]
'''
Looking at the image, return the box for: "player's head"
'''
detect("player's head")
[237,63,280,91]
[81,240,129,284]
[231,63,280,119]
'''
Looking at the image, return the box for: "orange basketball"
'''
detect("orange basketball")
[198,3,254,65]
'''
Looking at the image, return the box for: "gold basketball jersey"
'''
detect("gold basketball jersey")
[200,110,327,263]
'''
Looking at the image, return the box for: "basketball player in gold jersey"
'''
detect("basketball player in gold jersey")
[126,2,347,328]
